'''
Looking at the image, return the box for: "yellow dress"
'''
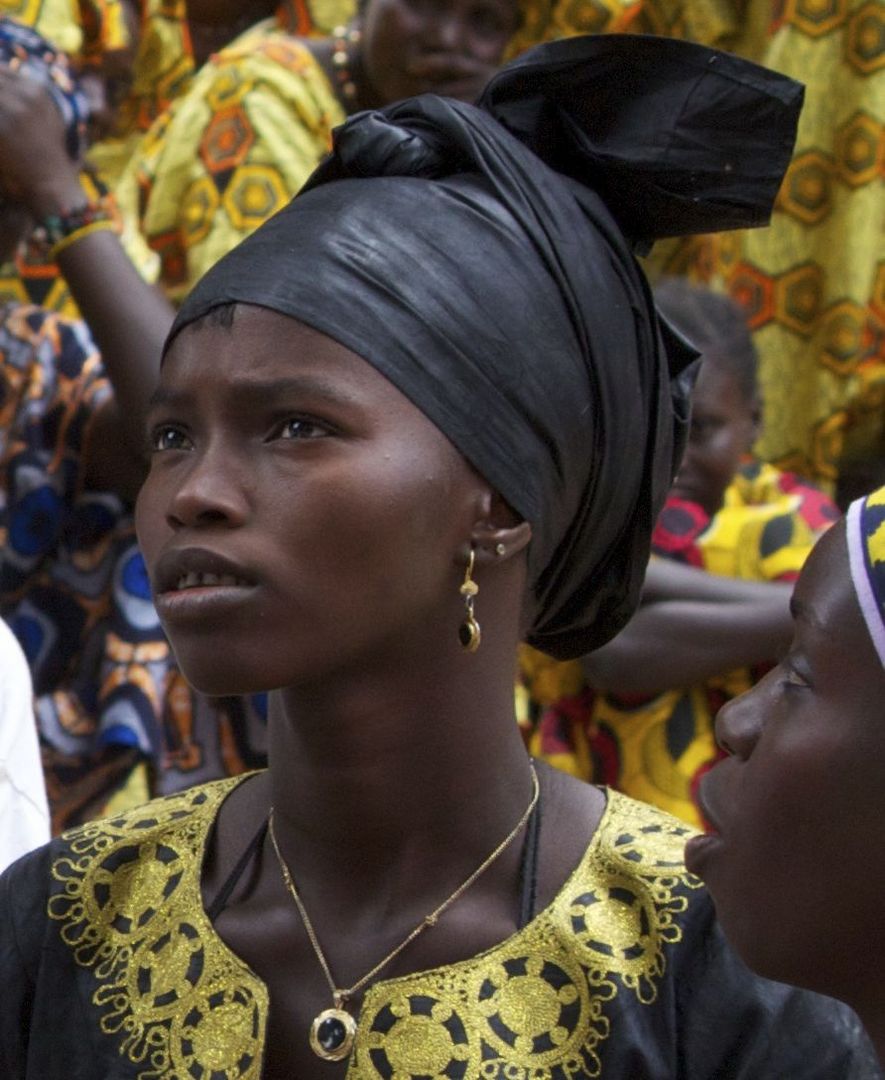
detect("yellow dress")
[0,772,873,1076]
[0,0,353,314]
[113,27,346,301]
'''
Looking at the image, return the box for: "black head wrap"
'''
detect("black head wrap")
[168,34,802,660]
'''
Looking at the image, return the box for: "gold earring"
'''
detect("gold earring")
[458,548,481,652]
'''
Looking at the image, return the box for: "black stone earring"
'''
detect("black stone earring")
[458,548,481,652]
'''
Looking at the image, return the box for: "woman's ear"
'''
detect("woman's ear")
[470,491,532,564]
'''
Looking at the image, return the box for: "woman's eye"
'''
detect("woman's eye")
[151,425,191,452]
[277,417,328,440]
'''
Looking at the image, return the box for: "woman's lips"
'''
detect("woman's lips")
[684,774,726,876]
[151,547,259,622]
[404,56,488,95]
[154,577,259,624]
[684,831,722,876]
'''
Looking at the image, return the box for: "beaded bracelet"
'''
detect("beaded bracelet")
[29,202,116,261]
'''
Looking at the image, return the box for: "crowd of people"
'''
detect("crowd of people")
[0,0,882,1076]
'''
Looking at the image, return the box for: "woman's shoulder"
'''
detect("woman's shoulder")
[0,775,244,902]
[0,774,269,1078]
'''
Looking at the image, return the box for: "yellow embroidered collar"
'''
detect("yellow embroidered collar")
[48,775,700,1078]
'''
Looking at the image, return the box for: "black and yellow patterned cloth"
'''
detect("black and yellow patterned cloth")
[0,774,877,1077]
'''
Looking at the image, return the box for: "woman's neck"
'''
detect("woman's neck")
[265,648,533,901]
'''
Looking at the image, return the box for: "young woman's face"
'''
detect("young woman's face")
[359,0,520,105]
[670,360,758,519]
[135,306,487,696]
[685,521,885,1001]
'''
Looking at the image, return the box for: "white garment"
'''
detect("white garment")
[0,620,49,871]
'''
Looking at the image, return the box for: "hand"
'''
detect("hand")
[0,64,85,216]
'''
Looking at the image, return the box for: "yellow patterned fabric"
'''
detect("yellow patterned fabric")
[91,0,356,186]
[505,0,884,485]
[523,463,837,828]
[113,28,346,301]
[505,0,743,63]
[0,0,354,317]
[0,0,129,64]
[640,0,885,486]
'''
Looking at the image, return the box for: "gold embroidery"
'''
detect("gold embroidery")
[48,780,699,1079]
[48,778,267,1079]
[350,791,701,1079]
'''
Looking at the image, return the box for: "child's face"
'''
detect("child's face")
[670,360,758,518]
[135,305,487,696]
[685,521,885,1003]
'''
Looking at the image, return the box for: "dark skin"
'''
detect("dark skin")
[670,358,760,520]
[185,0,280,66]
[308,0,520,114]
[135,307,604,1078]
[583,560,793,694]
[685,520,885,1063]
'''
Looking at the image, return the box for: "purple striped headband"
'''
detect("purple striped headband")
[846,485,885,668]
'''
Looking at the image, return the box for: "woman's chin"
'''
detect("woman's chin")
[167,654,272,699]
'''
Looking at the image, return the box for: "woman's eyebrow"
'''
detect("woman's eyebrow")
[147,375,363,412]
[789,595,824,631]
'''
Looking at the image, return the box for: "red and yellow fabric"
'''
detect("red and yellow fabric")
[113,29,346,301]
[520,461,838,828]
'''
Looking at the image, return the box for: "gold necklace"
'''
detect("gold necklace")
[268,762,540,1062]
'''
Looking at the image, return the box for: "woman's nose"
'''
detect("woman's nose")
[714,681,766,759]
[422,7,464,50]
[165,449,249,530]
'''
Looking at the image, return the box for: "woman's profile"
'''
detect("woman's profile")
[0,33,878,1079]
[687,484,885,1066]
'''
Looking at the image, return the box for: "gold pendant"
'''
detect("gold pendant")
[309,1006,357,1061]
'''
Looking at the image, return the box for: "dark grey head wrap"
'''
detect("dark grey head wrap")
[168,35,802,660]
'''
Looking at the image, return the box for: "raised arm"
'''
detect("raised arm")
[0,65,174,500]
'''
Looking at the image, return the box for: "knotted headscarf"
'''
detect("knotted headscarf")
[847,486,885,668]
[168,34,802,660]
[0,17,88,159]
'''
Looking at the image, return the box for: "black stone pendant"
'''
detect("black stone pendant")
[309,1006,357,1062]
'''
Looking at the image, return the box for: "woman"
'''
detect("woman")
[686,483,885,1064]
[0,34,876,1078]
